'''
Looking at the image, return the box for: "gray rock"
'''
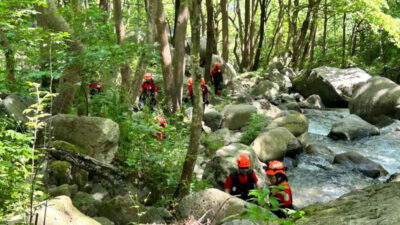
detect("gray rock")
[222,104,258,130]
[333,151,388,178]
[328,114,380,140]
[387,173,400,183]
[202,143,266,190]
[93,217,115,225]
[72,191,98,217]
[349,76,400,125]
[251,127,302,162]
[222,219,257,225]
[179,188,252,225]
[250,80,280,99]
[293,67,371,107]
[48,115,120,164]
[299,94,325,109]
[201,128,234,153]
[203,109,223,131]
[252,99,281,118]
[305,144,335,163]
[268,111,309,137]
[296,182,400,225]
[278,102,301,112]
[0,93,34,124]
[49,184,72,197]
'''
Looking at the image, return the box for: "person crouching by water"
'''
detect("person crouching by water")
[224,154,260,201]
[264,160,293,218]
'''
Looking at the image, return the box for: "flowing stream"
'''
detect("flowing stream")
[286,109,400,208]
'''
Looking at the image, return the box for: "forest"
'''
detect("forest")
[1,0,400,224]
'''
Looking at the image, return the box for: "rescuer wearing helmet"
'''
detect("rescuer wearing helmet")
[210,62,223,96]
[224,154,260,201]
[154,115,167,140]
[140,73,158,109]
[185,77,209,108]
[264,160,293,218]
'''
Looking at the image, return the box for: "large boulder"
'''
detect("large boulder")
[293,67,371,107]
[299,94,325,109]
[296,182,400,225]
[305,144,335,163]
[264,69,292,92]
[252,99,282,118]
[202,143,266,190]
[0,93,34,123]
[203,109,223,131]
[179,188,251,225]
[349,76,400,125]
[222,104,258,130]
[268,111,309,137]
[333,151,388,178]
[251,127,302,162]
[328,114,380,140]
[223,62,237,86]
[49,115,120,164]
[201,128,237,153]
[8,196,101,225]
[250,80,280,99]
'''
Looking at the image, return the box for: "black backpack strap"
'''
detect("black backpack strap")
[230,171,239,187]
[247,169,255,187]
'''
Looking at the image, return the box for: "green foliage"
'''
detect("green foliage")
[240,114,272,145]
[223,186,305,225]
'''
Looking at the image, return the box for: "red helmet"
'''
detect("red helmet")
[236,154,251,168]
[265,160,285,175]
[214,62,220,67]
[144,73,152,80]
[155,115,166,127]
[188,77,193,85]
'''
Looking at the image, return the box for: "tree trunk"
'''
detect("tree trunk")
[113,0,132,104]
[350,19,363,56]
[283,0,292,65]
[322,0,328,62]
[99,0,108,11]
[173,0,189,112]
[290,0,300,60]
[273,0,285,59]
[0,30,16,88]
[176,0,203,200]
[221,0,229,63]
[36,0,84,114]
[154,0,174,113]
[240,0,251,71]
[248,0,259,67]
[341,12,346,68]
[299,4,319,70]
[200,0,207,36]
[252,0,271,70]
[203,0,214,83]
[172,0,181,43]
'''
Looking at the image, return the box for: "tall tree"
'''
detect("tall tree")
[0,30,16,88]
[204,0,215,82]
[273,0,285,59]
[36,0,84,114]
[154,0,174,113]
[176,0,203,200]
[99,0,108,11]
[253,0,271,70]
[172,0,189,112]
[322,0,328,62]
[299,2,320,70]
[341,12,346,68]
[221,0,229,63]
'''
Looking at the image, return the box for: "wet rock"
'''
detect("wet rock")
[387,173,400,183]
[202,143,266,190]
[268,111,309,137]
[349,76,400,125]
[179,188,252,225]
[328,114,380,140]
[293,67,371,107]
[305,144,335,163]
[333,151,388,178]
[48,115,119,164]
[296,182,400,225]
[203,109,223,131]
[251,127,302,162]
[278,102,301,112]
[299,95,325,109]
[222,104,258,130]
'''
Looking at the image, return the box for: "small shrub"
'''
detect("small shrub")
[240,114,272,145]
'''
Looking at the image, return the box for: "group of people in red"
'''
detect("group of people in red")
[225,154,293,218]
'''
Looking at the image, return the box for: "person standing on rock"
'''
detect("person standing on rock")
[264,160,293,218]
[210,62,224,96]
[224,154,260,201]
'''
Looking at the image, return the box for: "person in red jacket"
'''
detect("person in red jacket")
[224,154,260,201]
[210,62,223,96]
[185,77,209,106]
[154,115,166,140]
[140,73,158,109]
[264,160,293,218]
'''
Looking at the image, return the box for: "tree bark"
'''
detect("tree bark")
[99,0,108,12]
[0,30,16,88]
[252,0,271,70]
[176,0,203,200]
[322,0,328,62]
[350,19,363,56]
[203,0,214,83]
[240,0,251,71]
[36,0,84,114]
[341,12,346,68]
[172,0,181,43]
[273,0,285,59]
[283,0,292,65]
[221,0,229,63]
[154,0,174,113]
[172,0,189,112]
[299,4,319,70]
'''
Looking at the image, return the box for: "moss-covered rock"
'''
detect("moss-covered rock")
[49,161,72,185]
[54,140,86,154]
[93,217,114,225]
[328,114,380,140]
[268,111,309,137]
[250,80,280,98]
[222,104,258,130]
[201,128,232,153]
[49,184,72,197]
[72,191,97,217]
[72,167,89,189]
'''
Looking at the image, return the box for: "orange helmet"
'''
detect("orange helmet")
[188,77,193,85]
[144,73,152,80]
[201,78,205,85]
[214,62,220,67]
[265,160,285,175]
[155,115,166,127]
[236,154,251,168]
